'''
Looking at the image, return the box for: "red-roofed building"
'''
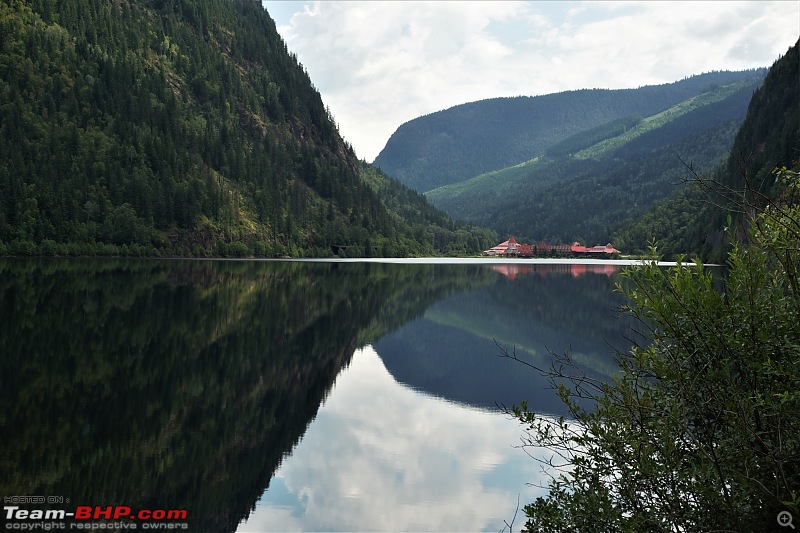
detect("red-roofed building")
[483,236,520,256]
[517,243,533,257]
[570,242,591,254]
[485,237,621,257]
[571,242,621,256]
[538,241,570,255]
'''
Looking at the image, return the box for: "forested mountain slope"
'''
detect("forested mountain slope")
[374,70,765,193]
[612,39,800,261]
[0,0,489,257]
[425,74,763,245]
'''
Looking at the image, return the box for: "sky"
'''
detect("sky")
[261,1,800,163]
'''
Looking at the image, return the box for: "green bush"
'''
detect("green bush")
[513,167,800,532]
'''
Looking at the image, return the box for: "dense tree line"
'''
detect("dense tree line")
[610,185,717,259]
[0,0,489,257]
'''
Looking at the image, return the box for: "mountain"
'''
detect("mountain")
[612,39,800,261]
[373,70,765,194]
[424,72,764,245]
[0,0,489,258]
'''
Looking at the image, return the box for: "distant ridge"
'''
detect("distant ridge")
[418,72,765,245]
[374,70,766,193]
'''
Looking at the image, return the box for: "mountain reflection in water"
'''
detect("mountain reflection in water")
[242,260,636,531]
[376,261,632,414]
[1,259,634,532]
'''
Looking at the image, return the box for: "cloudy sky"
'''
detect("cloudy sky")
[261,1,799,162]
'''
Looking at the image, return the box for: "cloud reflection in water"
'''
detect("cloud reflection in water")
[239,345,550,532]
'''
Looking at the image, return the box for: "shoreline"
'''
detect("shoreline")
[271,257,716,267]
[0,256,720,267]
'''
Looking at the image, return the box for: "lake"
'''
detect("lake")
[0,258,638,531]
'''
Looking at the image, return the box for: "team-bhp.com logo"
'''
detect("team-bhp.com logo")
[4,505,188,530]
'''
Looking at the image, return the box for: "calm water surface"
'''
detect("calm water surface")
[1,258,635,532]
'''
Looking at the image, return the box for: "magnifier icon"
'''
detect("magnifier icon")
[779,511,796,529]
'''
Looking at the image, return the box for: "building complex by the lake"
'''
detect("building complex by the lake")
[483,236,621,258]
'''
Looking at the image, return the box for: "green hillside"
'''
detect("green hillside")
[0,0,487,258]
[373,70,765,193]
[612,39,800,261]
[425,75,762,245]
[358,161,497,256]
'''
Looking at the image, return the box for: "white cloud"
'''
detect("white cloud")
[263,1,799,162]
